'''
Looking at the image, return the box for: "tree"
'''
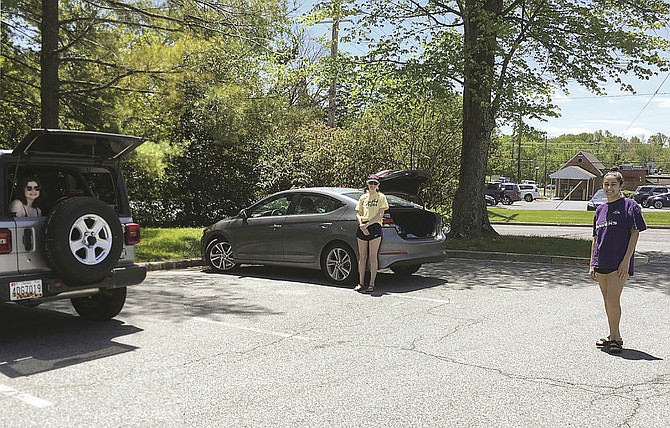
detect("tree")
[346,0,670,237]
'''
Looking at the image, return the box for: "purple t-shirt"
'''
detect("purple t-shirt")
[592,197,647,273]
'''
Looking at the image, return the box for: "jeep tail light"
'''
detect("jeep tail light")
[0,229,11,254]
[125,223,141,245]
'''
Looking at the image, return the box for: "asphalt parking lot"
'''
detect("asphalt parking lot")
[2,254,670,427]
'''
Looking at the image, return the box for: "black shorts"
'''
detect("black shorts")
[356,223,382,241]
[594,267,617,274]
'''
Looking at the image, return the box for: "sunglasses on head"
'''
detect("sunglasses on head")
[26,186,40,191]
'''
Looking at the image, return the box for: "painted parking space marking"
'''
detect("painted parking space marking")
[193,317,318,341]
[0,382,53,408]
[386,294,451,304]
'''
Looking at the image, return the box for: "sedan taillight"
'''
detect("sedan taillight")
[124,223,141,245]
[382,215,395,227]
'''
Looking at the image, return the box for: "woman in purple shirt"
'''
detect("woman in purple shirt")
[589,168,647,353]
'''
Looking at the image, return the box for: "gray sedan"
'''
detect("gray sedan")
[201,187,446,284]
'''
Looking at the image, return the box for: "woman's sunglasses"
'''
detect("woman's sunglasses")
[26,186,40,191]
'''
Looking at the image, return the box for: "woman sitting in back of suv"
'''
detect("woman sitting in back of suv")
[10,176,43,217]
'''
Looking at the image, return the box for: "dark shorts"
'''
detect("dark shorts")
[356,223,382,241]
[594,267,633,276]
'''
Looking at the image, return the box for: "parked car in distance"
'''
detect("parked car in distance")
[485,194,496,206]
[202,180,446,284]
[518,183,540,202]
[501,183,522,205]
[633,185,669,207]
[587,189,608,211]
[1,129,146,319]
[646,192,670,209]
[485,182,504,204]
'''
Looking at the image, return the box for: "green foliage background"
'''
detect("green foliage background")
[2,0,670,228]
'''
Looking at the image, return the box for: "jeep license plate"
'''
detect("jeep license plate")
[9,280,43,301]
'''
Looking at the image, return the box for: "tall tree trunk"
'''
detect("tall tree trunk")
[40,0,59,128]
[449,0,501,238]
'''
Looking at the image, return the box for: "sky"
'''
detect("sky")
[296,2,670,142]
[526,74,670,140]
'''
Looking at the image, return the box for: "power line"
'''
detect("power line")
[624,72,670,133]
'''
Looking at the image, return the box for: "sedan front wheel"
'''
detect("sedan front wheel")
[206,238,238,271]
[322,243,357,284]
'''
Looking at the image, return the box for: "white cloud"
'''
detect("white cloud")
[651,97,670,109]
[622,127,653,139]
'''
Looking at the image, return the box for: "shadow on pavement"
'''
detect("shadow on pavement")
[631,251,670,296]
[600,347,663,361]
[200,265,447,293]
[0,303,142,378]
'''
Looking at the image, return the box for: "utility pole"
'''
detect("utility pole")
[543,135,548,197]
[327,17,339,127]
[517,114,522,183]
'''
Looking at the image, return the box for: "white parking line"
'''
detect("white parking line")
[0,383,53,408]
[193,317,318,341]
[386,294,452,304]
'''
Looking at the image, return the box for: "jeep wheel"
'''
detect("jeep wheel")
[43,197,124,285]
[654,200,664,209]
[322,243,357,284]
[206,238,238,271]
[502,195,512,205]
[524,194,533,202]
[71,287,127,320]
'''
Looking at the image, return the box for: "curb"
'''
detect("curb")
[490,221,670,229]
[445,250,590,265]
[141,258,205,272]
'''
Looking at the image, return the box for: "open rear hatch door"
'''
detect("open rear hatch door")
[372,169,431,204]
[13,129,144,161]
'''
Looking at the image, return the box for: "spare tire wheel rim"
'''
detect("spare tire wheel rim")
[69,214,113,265]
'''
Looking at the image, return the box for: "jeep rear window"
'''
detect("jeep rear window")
[81,170,117,207]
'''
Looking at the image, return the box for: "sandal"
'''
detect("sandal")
[366,284,375,292]
[354,284,363,292]
[596,336,624,347]
[608,340,623,354]
[596,336,610,347]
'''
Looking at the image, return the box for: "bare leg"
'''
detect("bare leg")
[368,237,382,288]
[596,271,626,341]
[357,238,369,287]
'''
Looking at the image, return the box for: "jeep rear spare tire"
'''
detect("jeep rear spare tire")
[43,197,124,284]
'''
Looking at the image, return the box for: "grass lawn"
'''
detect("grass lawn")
[136,227,202,262]
[487,208,670,226]
[445,234,592,258]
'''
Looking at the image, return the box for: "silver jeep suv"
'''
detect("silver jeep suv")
[1,129,146,319]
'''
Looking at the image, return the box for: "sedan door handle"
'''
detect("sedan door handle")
[319,223,333,228]
[271,224,282,229]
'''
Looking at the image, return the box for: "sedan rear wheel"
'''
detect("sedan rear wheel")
[206,238,238,271]
[322,243,357,284]
[654,200,664,209]
[390,264,422,276]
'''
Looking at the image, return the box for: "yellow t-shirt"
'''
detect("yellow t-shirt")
[356,192,389,225]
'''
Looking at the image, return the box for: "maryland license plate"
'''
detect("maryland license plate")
[9,280,43,301]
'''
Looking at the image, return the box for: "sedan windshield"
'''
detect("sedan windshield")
[343,191,421,208]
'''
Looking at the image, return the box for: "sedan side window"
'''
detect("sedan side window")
[249,196,292,218]
[296,195,344,214]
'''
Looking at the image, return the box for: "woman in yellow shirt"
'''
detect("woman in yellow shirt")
[354,177,389,292]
